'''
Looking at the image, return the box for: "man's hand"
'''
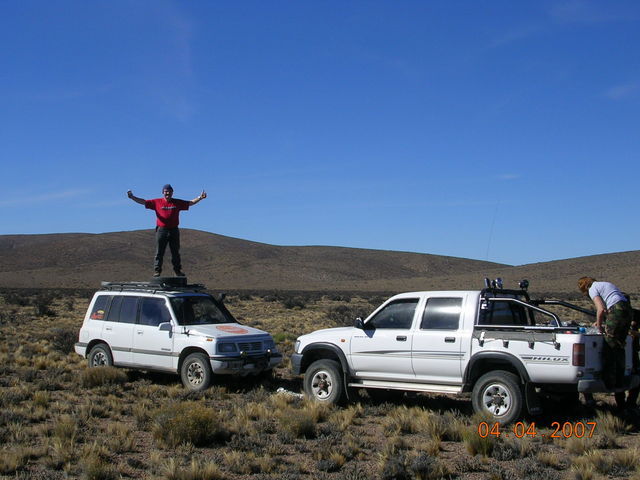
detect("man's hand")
[190,190,207,205]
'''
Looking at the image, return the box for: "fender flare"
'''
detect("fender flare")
[300,342,351,375]
[463,351,531,391]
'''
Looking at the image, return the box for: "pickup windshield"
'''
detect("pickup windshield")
[170,296,237,326]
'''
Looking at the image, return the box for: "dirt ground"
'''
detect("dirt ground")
[1,290,639,480]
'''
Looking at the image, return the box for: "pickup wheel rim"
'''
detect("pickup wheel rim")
[310,370,333,400]
[186,361,205,386]
[481,382,512,417]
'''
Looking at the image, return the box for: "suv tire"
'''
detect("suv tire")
[304,359,344,404]
[88,344,113,368]
[471,370,523,424]
[181,353,213,391]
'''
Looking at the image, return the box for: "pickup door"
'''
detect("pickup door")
[411,294,466,385]
[350,297,420,381]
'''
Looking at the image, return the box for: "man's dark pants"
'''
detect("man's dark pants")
[154,227,181,274]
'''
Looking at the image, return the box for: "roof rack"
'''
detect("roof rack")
[100,278,206,293]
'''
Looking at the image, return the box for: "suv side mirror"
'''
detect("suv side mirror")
[354,317,365,329]
[158,322,172,332]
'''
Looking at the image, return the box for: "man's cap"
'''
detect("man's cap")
[162,184,173,191]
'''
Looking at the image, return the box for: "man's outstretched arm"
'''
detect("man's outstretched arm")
[127,190,146,205]
[189,190,207,206]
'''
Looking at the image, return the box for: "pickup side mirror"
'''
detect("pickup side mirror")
[354,317,365,329]
[158,322,172,332]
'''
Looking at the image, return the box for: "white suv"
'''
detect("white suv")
[75,279,281,391]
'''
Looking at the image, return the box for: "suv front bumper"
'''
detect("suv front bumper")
[210,352,282,375]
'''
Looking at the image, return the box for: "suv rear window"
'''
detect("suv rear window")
[89,295,111,320]
[170,296,236,326]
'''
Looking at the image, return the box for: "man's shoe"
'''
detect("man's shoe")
[153,272,161,277]
[174,271,186,277]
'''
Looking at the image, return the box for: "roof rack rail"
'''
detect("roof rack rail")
[100,279,206,293]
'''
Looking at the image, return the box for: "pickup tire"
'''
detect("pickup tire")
[181,353,213,392]
[304,359,344,404]
[88,344,113,368]
[471,371,523,425]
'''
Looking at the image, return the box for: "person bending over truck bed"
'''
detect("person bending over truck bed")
[578,276,632,409]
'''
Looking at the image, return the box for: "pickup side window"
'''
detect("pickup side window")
[89,295,112,321]
[139,298,171,327]
[420,297,462,330]
[366,299,418,330]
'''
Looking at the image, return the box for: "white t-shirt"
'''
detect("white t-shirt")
[588,281,626,309]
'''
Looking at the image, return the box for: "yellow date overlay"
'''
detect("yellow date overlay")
[477,421,597,439]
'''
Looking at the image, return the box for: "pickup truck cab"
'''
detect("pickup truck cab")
[292,280,638,423]
[75,278,282,391]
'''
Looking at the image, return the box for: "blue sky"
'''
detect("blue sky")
[2,1,639,266]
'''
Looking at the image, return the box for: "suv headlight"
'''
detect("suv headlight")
[217,343,237,353]
[264,339,276,350]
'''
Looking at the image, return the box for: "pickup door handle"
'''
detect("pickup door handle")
[444,337,456,343]
[396,336,407,342]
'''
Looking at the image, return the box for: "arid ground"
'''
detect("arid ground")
[1,289,640,480]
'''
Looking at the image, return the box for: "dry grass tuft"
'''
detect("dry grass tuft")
[162,458,225,480]
[152,401,232,448]
[80,366,128,388]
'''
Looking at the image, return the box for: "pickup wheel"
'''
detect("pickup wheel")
[88,344,113,368]
[472,371,523,425]
[304,360,344,405]
[181,353,213,392]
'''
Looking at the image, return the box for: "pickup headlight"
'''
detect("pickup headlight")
[217,343,237,353]
[294,340,300,353]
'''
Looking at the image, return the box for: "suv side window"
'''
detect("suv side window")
[139,298,171,327]
[119,296,139,324]
[89,295,111,320]
[366,299,418,330]
[105,296,123,322]
[421,298,462,330]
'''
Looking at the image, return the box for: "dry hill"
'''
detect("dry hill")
[0,229,638,295]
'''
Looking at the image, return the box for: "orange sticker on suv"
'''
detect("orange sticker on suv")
[216,325,249,334]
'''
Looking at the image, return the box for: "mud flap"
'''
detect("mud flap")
[524,382,542,416]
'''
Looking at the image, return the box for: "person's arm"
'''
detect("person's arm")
[189,190,207,206]
[127,190,146,206]
[593,295,607,332]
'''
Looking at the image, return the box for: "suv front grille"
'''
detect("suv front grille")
[238,341,262,352]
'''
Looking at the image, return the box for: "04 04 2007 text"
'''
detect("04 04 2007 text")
[477,421,597,439]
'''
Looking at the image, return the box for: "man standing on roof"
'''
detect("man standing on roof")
[127,184,206,277]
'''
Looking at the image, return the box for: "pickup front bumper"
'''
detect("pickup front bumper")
[578,374,640,393]
[291,353,303,375]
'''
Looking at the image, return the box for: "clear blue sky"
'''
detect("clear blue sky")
[2,1,639,266]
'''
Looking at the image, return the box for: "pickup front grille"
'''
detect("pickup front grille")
[238,341,262,352]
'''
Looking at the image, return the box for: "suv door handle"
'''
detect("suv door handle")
[444,337,455,343]
[396,336,407,341]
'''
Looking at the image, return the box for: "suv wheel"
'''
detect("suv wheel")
[181,353,212,391]
[304,359,344,404]
[88,344,113,368]
[471,370,523,424]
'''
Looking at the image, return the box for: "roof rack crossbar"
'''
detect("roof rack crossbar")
[100,281,206,292]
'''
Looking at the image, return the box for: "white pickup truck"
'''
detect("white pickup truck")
[291,280,638,423]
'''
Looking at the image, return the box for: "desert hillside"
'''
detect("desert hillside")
[0,229,638,295]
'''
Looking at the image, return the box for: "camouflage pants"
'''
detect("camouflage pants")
[602,301,632,389]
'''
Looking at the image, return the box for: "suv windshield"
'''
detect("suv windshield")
[170,295,237,326]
